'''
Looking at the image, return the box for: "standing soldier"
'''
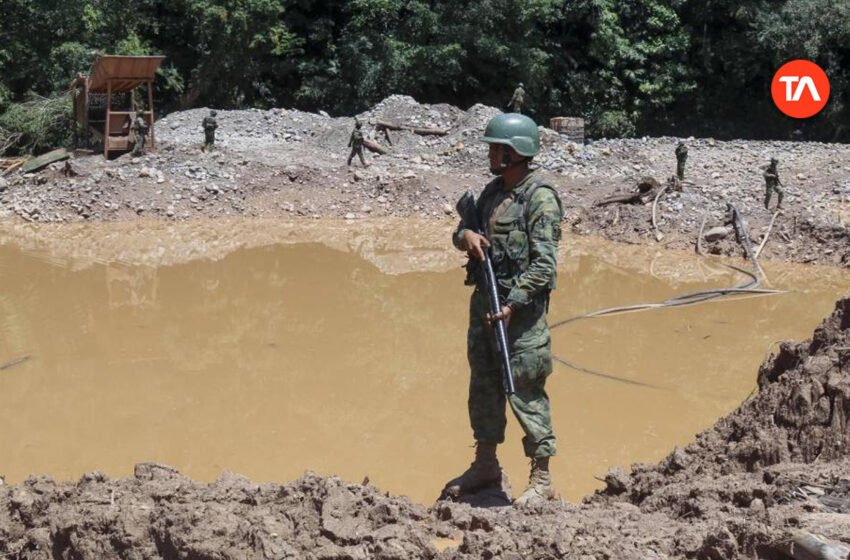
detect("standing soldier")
[508,83,526,114]
[347,119,368,167]
[131,108,149,157]
[764,157,784,210]
[675,141,688,180]
[202,110,218,151]
[442,113,563,507]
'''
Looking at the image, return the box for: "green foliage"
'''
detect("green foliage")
[0,94,73,156]
[593,110,637,138]
[0,0,848,144]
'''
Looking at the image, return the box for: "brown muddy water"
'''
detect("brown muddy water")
[0,219,848,504]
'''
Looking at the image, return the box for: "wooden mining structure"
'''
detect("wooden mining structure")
[71,55,165,158]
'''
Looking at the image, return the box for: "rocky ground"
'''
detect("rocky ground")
[3,296,850,559]
[1,95,848,266]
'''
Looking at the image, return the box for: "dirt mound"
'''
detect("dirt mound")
[0,465,438,560]
[3,297,850,559]
[595,296,850,507]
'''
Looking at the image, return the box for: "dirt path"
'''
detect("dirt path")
[1,95,848,267]
[3,295,850,559]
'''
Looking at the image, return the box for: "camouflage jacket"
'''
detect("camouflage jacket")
[509,87,525,107]
[675,144,688,163]
[131,116,149,134]
[349,129,363,148]
[764,167,779,187]
[453,170,563,351]
[202,116,217,132]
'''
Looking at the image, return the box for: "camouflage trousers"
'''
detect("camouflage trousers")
[204,130,215,150]
[132,134,146,156]
[347,146,365,166]
[765,182,784,209]
[467,333,556,459]
[677,161,686,180]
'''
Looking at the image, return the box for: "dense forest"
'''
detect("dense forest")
[1,0,848,153]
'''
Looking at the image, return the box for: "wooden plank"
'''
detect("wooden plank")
[20,149,69,173]
[104,80,112,156]
[147,81,155,149]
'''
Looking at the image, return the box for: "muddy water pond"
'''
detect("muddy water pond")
[0,219,848,504]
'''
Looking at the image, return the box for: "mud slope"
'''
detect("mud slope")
[3,296,850,559]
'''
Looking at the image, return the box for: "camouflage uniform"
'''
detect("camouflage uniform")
[675,142,688,180]
[508,85,526,114]
[131,113,149,156]
[347,124,366,166]
[202,111,218,151]
[764,159,784,209]
[452,170,563,459]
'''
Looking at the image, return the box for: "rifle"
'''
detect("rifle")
[456,190,516,395]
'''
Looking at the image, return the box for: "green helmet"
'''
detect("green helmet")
[481,113,539,157]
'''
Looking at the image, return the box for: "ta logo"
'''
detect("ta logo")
[772,60,830,118]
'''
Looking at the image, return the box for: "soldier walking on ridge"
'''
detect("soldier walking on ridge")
[202,110,218,151]
[347,119,368,167]
[675,141,688,180]
[130,108,149,157]
[508,83,526,114]
[764,157,784,210]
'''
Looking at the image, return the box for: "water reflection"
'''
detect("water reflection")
[0,223,848,504]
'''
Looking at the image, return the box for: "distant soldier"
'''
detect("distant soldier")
[763,157,784,210]
[131,108,149,156]
[675,141,688,180]
[347,120,368,167]
[508,83,525,114]
[202,110,218,151]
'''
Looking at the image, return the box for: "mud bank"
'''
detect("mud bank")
[1,95,848,267]
[3,296,850,559]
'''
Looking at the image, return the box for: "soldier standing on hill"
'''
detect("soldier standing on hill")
[202,110,218,151]
[442,113,564,507]
[675,141,688,180]
[131,108,149,157]
[764,157,784,210]
[347,119,368,167]
[508,83,526,114]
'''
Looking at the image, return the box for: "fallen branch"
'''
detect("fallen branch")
[755,210,781,258]
[595,191,652,206]
[652,183,670,241]
[362,138,390,155]
[696,213,708,255]
[728,203,766,282]
[373,119,448,136]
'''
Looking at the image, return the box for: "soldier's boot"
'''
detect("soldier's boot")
[440,442,501,499]
[513,456,555,507]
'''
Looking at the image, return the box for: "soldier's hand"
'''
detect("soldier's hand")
[487,305,512,330]
[460,230,489,261]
